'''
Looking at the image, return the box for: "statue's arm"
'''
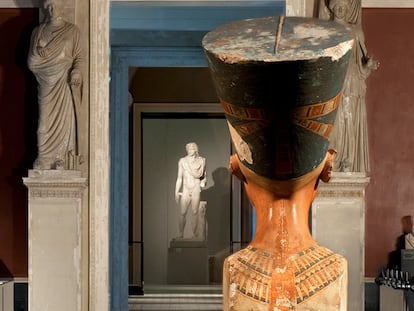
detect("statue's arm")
[355,27,379,75]
[200,158,207,188]
[27,27,39,65]
[70,26,84,87]
[175,160,183,202]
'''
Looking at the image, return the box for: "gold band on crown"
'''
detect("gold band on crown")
[221,92,342,140]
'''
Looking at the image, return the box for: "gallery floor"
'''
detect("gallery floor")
[128,285,222,311]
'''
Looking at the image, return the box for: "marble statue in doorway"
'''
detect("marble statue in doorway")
[28,0,84,170]
[325,0,378,172]
[174,142,207,240]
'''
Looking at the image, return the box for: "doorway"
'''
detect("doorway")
[109,1,285,298]
[128,68,251,292]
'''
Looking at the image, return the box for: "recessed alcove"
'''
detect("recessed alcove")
[109,0,285,300]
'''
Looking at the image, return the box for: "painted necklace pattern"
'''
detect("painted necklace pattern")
[228,245,346,307]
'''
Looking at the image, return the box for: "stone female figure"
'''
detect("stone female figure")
[326,0,378,172]
[28,0,84,170]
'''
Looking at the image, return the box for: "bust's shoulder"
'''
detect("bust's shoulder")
[64,21,81,33]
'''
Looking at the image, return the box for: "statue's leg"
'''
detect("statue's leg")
[178,194,190,238]
[190,193,201,238]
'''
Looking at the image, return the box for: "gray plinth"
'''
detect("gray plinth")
[23,170,87,311]
[167,239,208,284]
[312,172,370,311]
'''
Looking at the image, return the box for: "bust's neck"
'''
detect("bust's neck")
[245,177,318,256]
[46,17,64,27]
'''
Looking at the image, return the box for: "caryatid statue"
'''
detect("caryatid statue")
[28,0,84,170]
[324,0,379,172]
[203,16,354,310]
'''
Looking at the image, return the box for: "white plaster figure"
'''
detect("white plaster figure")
[326,0,378,172]
[175,142,207,239]
[28,0,84,170]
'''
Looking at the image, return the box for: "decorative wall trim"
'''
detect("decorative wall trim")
[28,189,85,198]
[111,0,414,8]
[317,189,365,198]
[23,170,87,198]
[2,1,414,9]
[316,172,370,198]
[362,0,414,8]
[111,0,281,3]
[0,0,40,7]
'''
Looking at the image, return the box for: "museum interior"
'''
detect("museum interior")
[1,0,414,310]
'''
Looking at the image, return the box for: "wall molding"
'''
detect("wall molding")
[2,1,414,9]
[0,0,40,7]
[362,0,414,7]
[111,0,414,8]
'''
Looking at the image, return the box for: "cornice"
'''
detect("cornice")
[362,0,414,8]
[27,188,86,198]
[23,170,88,198]
[315,172,370,198]
[3,1,414,9]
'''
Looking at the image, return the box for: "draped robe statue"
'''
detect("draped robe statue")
[324,0,378,172]
[28,0,84,170]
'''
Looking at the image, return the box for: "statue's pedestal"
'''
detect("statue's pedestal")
[312,172,370,311]
[167,239,208,284]
[23,170,87,311]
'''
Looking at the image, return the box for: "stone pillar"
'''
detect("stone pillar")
[23,170,87,311]
[312,172,370,311]
[285,0,316,17]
